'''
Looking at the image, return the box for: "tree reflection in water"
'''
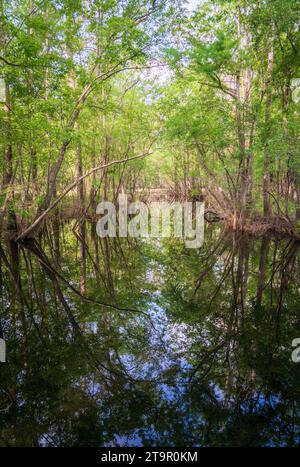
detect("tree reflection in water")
[0,223,300,446]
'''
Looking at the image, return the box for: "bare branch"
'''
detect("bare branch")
[16,151,152,240]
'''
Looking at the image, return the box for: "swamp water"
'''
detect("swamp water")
[0,222,299,446]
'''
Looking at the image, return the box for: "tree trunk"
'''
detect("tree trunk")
[263,39,274,217]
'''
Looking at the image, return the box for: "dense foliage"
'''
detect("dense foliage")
[0,0,300,235]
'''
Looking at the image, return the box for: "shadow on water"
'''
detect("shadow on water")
[0,220,300,446]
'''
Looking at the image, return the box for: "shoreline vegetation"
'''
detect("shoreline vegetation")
[1,194,299,243]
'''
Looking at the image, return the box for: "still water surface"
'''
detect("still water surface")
[0,223,299,446]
